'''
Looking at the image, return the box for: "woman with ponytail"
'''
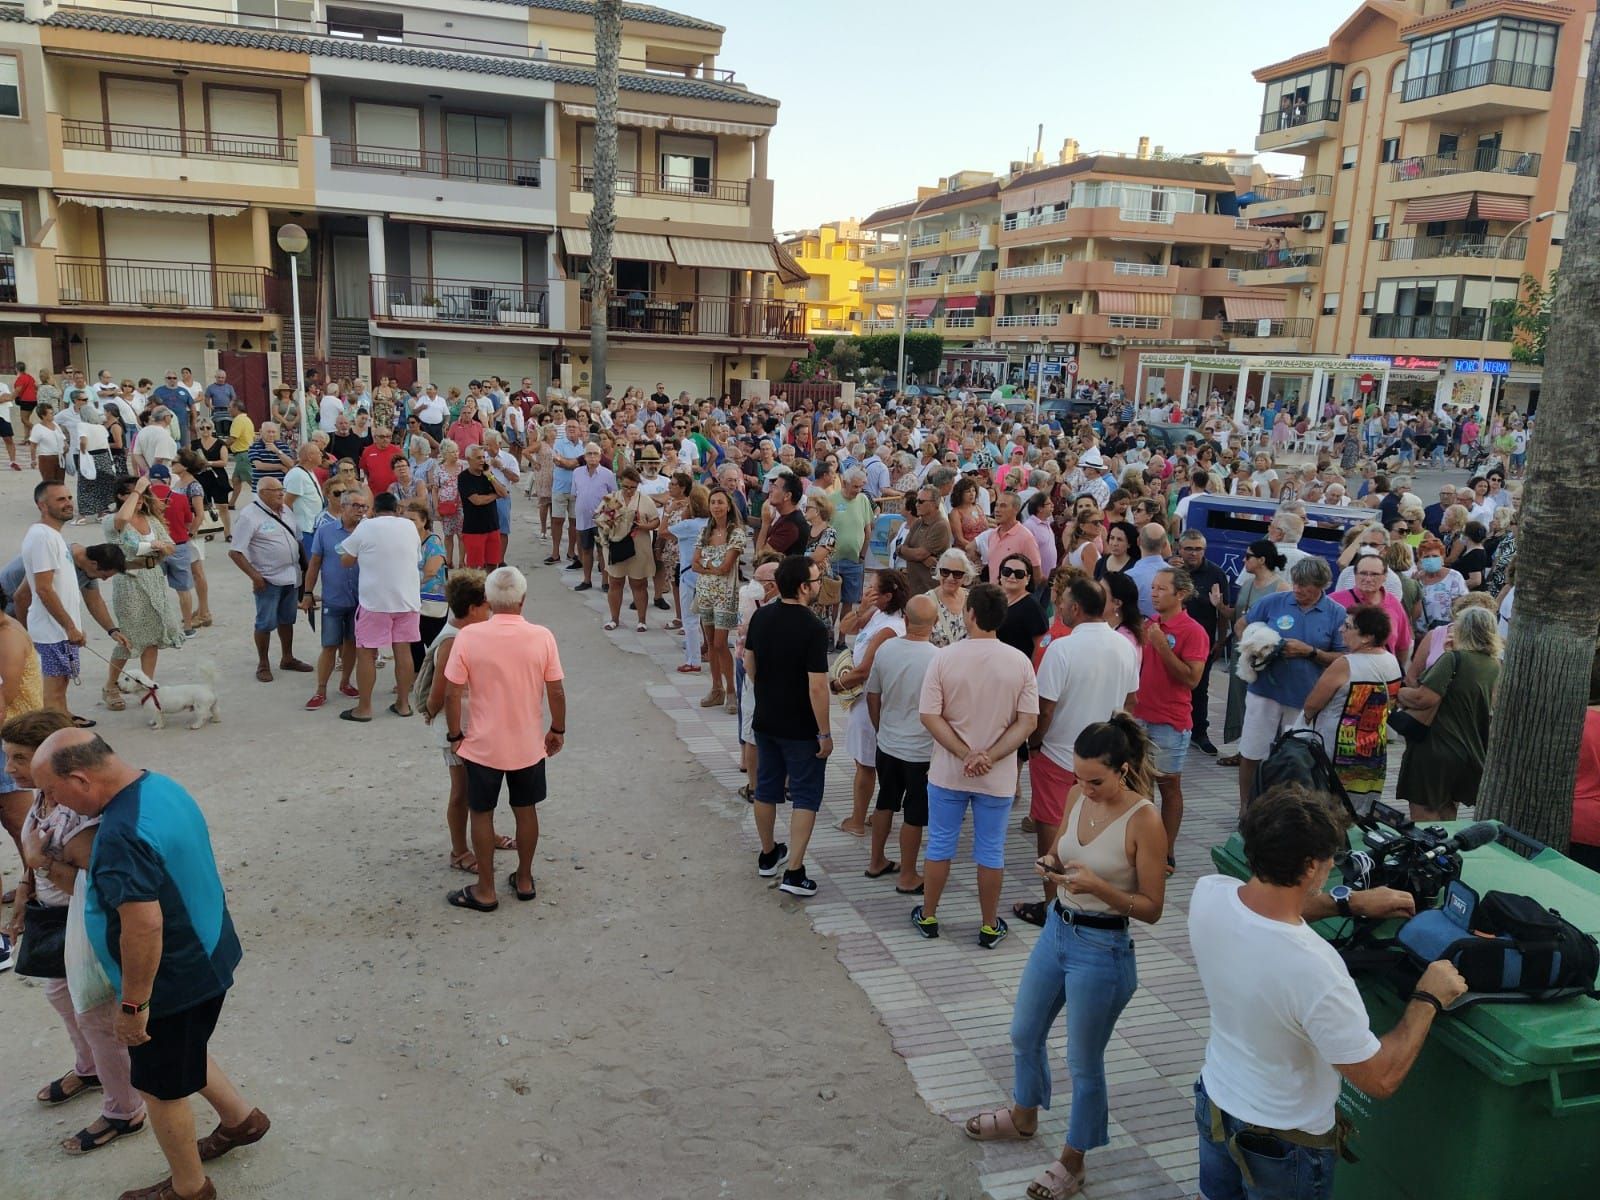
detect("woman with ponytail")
[963,714,1167,1200]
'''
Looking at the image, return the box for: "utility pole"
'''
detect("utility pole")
[588,0,621,405]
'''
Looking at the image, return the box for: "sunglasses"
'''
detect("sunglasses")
[937,567,966,579]
[999,567,1030,580]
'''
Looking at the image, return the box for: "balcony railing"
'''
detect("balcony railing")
[1226,268,1245,283]
[61,118,297,162]
[908,232,943,248]
[1119,207,1176,225]
[1004,209,1069,232]
[333,142,542,186]
[1113,261,1168,277]
[371,274,547,326]
[579,292,802,339]
[1251,175,1333,201]
[998,260,1067,279]
[994,313,1060,328]
[570,165,748,204]
[861,319,900,332]
[1260,98,1341,134]
[1223,317,1315,339]
[1382,235,1527,262]
[943,315,978,329]
[945,225,984,242]
[56,257,270,311]
[1369,312,1509,341]
[1242,247,1324,271]
[944,270,984,285]
[0,253,15,303]
[1388,148,1541,183]
[1105,315,1164,330]
[1401,59,1555,103]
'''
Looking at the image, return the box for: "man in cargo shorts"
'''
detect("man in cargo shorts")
[547,417,585,567]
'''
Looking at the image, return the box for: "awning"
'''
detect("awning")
[1248,213,1304,228]
[57,194,245,218]
[1402,193,1473,223]
[875,303,895,319]
[670,115,770,138]
[771,240,809,286]
[1223,296,1288,321]
[944,294,979,309]
[1474,193,1531,222]
[560,103,670,129]
[668,237,780,271]
[1098,289,1171,317]
[906,298,938,318]
[560,228,675,262]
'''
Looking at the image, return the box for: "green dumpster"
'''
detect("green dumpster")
[1210,822,1600,1200]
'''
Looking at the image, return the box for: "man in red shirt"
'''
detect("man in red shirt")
[359,424,401,496]
[13,360,38,460]
[1132,566,1209,870]
[148,463,199,634]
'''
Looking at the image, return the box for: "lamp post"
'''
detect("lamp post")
[895,193,935,394]
[1476,209,1555,422]
[275,222,310,444]
[1032,337,1050,422]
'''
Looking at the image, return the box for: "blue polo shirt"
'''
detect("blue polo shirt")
[1245,590,1346,708]
[552,435,585,495]
[86,771,241,1018]
[311,517,360,610]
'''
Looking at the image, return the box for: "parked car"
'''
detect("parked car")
[1143,423,1221,457]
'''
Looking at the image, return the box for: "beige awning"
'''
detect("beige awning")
[560,228,675,262]
[1223,296,1287,321]
[57,194,245,217]
[669,115,770,138]
[560,103,670,129]
[1098,289,1170,316]
[669,237,780,271]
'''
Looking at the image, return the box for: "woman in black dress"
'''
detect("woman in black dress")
[191,416,233,538]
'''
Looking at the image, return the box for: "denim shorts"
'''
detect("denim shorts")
[926,784,1012,868]
[253,582,299,632]
[753,732,827,811]
[834,557,864,604]
[1194,1075,1337,1200]
[321,605,357,649]
[1137,719,1191,777]
[495,496,511,535]
[161,542,194,592]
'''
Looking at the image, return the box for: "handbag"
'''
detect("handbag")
[436,498,460,517]
[78,450,99,480]
[14,898,68,979]
[816,573,842,607]
[66,874,114,1014]
[608,531,637,563]
[1387,650,1459,744]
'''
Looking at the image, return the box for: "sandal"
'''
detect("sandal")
[1026,1161,1085,1199]
[699,690,725,708]
[507,872,536,902]
[635,622,647,633]
[38,1072,101,1105]
[665,618,683,630]
[1013,900,1050,928]
[62,1114,146,1155]
[676,663,702,674]
[71,714,98,728]
[603,621,620,631]
[494,835,515,851]
[254,666,273,683]
[102,685,126,712]
[447,887,498,913]
[963,1105,1035,1141]
[865,861,899,879]
[448,851,477,873]
[1216,753,1241,767]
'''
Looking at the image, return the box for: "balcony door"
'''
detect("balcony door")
[207,86,282,159]
[100,209,213,308]
[658,134,714,196]
[102,76,184,154]
[332,236,370,319]
[443,112,510,183]
[354,101,421,170]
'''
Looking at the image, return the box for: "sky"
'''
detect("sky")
[684,0,1361,232]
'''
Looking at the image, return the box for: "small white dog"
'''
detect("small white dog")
[115,662,221,730]
[1234,622,1284,684]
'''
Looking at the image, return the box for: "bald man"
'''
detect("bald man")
[1125,521,1172,618]
[864,593,939,895]
[34,729,268,1200]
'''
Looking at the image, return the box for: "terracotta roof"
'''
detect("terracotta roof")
[1399,0,1575,37]
[1004,155,1238,191]
[863,180,1001,228]
[1253,47,1333,83]
[487,1,723,33]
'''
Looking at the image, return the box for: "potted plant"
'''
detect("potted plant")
[393,293,441,321]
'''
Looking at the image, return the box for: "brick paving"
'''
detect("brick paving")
[554,573,1350,1199]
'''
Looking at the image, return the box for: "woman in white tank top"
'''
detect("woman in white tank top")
[962,715,1168,1200]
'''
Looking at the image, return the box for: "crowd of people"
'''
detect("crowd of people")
[0,356,1589,1200]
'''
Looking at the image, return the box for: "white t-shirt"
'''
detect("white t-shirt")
[136,423,177,465]
[319,393,345,433]
[638,472,669,498]
[1190,875,1380,1134]
[78,422,111,454]
[28,423,66,457]
[1034,622,1140,771]
[21,523,83,643]
[338,514,422,613]
[415,395,447,425]
[489,449,519,491]
[283,465,324,532]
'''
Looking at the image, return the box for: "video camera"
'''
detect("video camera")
[1335,801,1500,911]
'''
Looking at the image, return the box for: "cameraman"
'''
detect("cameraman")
[1190,784,1466,1200]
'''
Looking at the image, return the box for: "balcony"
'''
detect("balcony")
[578,292,803,341]
[1237,246,1322,287]
[1003,209,1070,233]
[1381,234,1527,263]
[1385,148,1542,201]
[56,258,271,313]
[1254,175,1333,202]
[1369,312,1505,344]
[937,315,991,338]
[1398,60,1555,121]
[997,260,1067,281]
[1256,99,1341,153]
[1224,317,1315,352]
[861,240,903,267]
[333,142,541,187]
[1243,174,1335,228]
[1112,261,1168,278]
[371,274,548,328]
[943,224,991,251]
[0,253,14,304]
[571,166,749,205]
[61,118,297,162]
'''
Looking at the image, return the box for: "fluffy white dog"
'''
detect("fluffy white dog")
[115,662,221,730]
[1234,622,1283,684]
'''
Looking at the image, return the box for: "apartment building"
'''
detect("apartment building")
[859,149,1284,390]
[777,219,886,336]
[1240,0,1593,414]
[0,0,801,410]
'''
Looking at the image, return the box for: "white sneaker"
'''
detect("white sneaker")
[0,932,14,972]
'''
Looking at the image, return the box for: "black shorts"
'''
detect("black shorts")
[578,527,598,551]
[874,749,929,827]
[464,758,547,813]
[129,992,225,1101]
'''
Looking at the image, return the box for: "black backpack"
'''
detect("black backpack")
[1252,727,1354,816]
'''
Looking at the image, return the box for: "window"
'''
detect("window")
[1362,290,1376,315]
[1349,73,1367,103]
[326,5,402,42]
[1391,63,1406,93]
[0,54,18,119]
[1381,137,1400,163]
[1341,145,1358,171]
[1331,221,1350,245]
[237,0,313,29]
[1402,16,1559,101]
[1322,292,1340,315]
[1260,65,1344,132]
[444,113,511,181]
[658,133,715,195]
[1372,216,1390,241]
[578,126,640,186]
[1569,129,1581,162]
[0,198,21,252]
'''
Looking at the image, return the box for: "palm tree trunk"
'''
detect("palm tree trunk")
[588,0,621,406]
[1475,35,1600,847]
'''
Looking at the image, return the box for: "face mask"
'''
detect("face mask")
[1420,556,1444,573]
[1135,439,1146,449]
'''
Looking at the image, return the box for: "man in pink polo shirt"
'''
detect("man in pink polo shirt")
[442,566,566,912]
[982,492,1041,583]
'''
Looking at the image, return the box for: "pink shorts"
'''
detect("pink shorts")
[1027,751,1077,829]
[355,606,421,649]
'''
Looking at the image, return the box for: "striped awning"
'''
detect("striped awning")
[560,228,675,262]
[1474,193,1531,222]
[944,294,979,309]
[1223,296,1287,321]
[560,103,670,129]
[58,193,245,217]
[1249,213,1305,228]
[668,237,780,271]
[1402,193,1473,223]
[1098,289,1171,317]
[670,115,770,138]
[906,298,938,318]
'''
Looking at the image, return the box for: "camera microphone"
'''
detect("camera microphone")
[1420,822,1498,862]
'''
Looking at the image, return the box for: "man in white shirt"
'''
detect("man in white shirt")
[318,385,345,434]
[414,385,447,439]
[1190,785,1464,1199]
[22,480,89,720]
[283,443,326,559]
[482,429,521,567]
[228,477,313,682]
[337,490,422,721]
[132,409,178,473]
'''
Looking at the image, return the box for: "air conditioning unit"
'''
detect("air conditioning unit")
[1101,344,1120,358]
[1302,213,1325,232]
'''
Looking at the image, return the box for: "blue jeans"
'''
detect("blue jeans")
[834,556,864,605]
[1009,907,1138,1153]
[1194,1076,1337,1200]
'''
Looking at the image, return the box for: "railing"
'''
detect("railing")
[942,315,978,329]
[1113,261,1168,277]
[861,319,900,332]
[1251,174,1333,201]
[0,253,15,303]
[570,165,748,204]
[1106,315,1164,329]
[578,292,803,339]
[1119,207,1176,224]
[1402,59,1555,103]
[994,313,1060,328]
[1223,317,1315,339]
[56,257,270,310]
[61,118,297,162]
[1388,148,1542,183]
[1369,312,1510,341]
[1260,98,1341,134]
[1241,247,1324,271]
[1382,235,1527,262]
[902,318,936,329]
[1004,209,1069,231]
[860,280,900,294]
[908,232,944,248]
[332,142,541,186]
[998,260,1067,279]
[944,270,983,285]
[371,274,548,326]
[945,225,984,242]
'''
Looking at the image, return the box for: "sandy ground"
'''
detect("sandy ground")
[0,468,981,1200]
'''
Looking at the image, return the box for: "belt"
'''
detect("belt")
[1053,901,1128,930]
[1204,1097,1356,1188]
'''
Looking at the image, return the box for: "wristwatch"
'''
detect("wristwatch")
[120,999,150,1016]
[1330,884,1354,919]
[817,732,833,742]
[446,731,465,743]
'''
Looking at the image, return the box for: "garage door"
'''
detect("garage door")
[606,351,713,401]
[100,210,214,308]
[82,326,208,388]
[423,343,546,394]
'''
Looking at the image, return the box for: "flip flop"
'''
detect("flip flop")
[834,820,867,837]
[1013,900,1049,928]
[338,710,373,723]
[896,883,925,895]
[70,715,97,729]
[494,835,516,851]
[507,872,536,902]
[387,702,413,718]
[603,621,619,631]
[447,887,498,913]
[448,852,477,873]
[864,861,899,879]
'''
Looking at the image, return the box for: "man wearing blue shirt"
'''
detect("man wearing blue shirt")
[37,730,269,1200]
[301,486,366,709]
[150,371,193,443]
[548,416,585,567]
[1238,556,1345,807]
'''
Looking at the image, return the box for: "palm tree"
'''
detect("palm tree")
[1476,35,1600,847]
[587,0,621,405]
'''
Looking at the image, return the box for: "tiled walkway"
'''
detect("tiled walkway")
[560,575,1257,1199]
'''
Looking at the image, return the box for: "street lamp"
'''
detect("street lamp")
[275,222,310,443]
[1476,209,1555,421]
[895,194,935,394]
[1032,338,1051,422]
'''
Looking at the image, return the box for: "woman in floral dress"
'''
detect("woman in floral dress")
[99,476,184,710]
[692,489,748,709]
[435,438,466,567]
[529,424,556,542]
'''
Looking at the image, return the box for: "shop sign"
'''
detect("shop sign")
[1451,358,1509,375]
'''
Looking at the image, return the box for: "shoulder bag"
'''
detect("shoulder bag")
[14,898,68,979]
[1387,650,1459,744]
